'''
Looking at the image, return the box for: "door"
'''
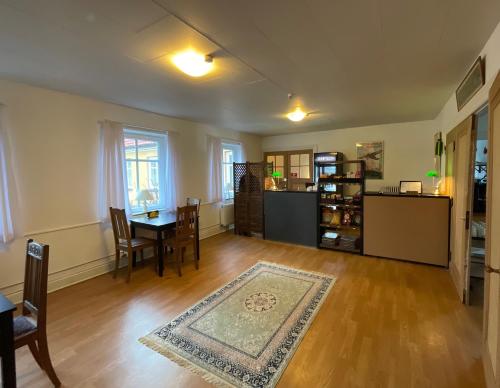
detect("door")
[483,71,500,386]
[446,116,474,302]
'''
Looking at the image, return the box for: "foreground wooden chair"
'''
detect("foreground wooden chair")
[186,197,201,213]
[109,207,158,282]
[14,240,61,386]
[164,197,201,244]
[164,205,199,276]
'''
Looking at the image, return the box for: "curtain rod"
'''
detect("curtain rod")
[98,120,178,135]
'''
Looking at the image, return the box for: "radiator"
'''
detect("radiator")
[220,203,235,226]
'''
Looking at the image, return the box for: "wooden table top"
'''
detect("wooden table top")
[130,211,176,229]
[0,293,16,315]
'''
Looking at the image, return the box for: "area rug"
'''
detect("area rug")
[139,261,336,387]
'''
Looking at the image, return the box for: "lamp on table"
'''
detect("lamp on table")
[136,189,155,213]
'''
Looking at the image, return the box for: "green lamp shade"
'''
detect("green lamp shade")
[272,171,282,178]
[426,170,439,178]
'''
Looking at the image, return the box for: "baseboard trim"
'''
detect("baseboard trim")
[1,223,232,304]
[483,342,497,388]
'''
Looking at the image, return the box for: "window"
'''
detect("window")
[124,128,167,213]
[289,153,311,179]
[222,142,242,201]
[264,149,313,189]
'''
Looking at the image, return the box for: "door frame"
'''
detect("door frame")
[446,116,474,302]
[483,71,500,387]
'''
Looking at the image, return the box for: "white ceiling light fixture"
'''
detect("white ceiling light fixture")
[287,107,307,122]
[172,50,214,77]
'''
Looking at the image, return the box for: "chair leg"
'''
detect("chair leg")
[37,335,61,387]
[127,248,133,283]
[28,341,44,370]
[194,241,199,270]
[175,248,182,277]
[113,249,120,279]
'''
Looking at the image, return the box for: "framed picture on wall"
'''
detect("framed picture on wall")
[456,56,485,111]
[356,141,384,179]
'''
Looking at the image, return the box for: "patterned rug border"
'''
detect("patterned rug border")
[139,261,337,387]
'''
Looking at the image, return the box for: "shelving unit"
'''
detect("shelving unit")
[315,159,366,254]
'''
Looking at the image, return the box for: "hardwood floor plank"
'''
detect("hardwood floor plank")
[8,232,484,387]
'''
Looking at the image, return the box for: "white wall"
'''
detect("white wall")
[0,79,261,298]
[262,120,437,193]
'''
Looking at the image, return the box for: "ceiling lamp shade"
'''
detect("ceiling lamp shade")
[172,50,214,77]
[287,107,307,122]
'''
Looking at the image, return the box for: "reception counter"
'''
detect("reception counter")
[263,190,451,267]
[264,191,318,247]
[363,193,450,267]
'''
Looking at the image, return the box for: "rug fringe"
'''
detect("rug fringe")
[139,336,236,388]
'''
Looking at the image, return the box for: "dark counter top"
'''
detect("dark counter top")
[364,192,450,199]
[264,190,317,194]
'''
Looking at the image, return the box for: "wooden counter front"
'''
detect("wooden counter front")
[364,194,450,266]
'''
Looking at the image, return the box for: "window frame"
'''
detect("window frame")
[222,142,242,202]
[264,149,313,190]
[123,128,168,214]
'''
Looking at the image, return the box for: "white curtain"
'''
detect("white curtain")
[165,131,180,212]
[97,120,130,221]
[207,135,222,203]
[0,105,14,244]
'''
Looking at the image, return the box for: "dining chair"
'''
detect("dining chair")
[14,239,60,387]
[186,197,201,213]
[164,197,201,244]
[109,207,158,282]
[164,205,199,276]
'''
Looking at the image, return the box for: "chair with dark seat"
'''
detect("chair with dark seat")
[109,207,158,282]
[14,239,61,386]
[164,205,199,276]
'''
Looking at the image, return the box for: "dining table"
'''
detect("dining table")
[130,211,200,277]
[0,293,16,388]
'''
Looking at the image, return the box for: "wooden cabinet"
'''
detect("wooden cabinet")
[364,194,450,266]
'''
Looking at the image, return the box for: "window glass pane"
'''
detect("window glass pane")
[137,139,158,160]
[126,160,137,193]
[223,149,233,163]
[123,129,166,212]
[267,155,275,164]
[276,155,284,167]
[276,166,284,176]
[290,166,299,178]
[138,161,160,206]
[300,166,310,179]
[300,154,309,166]
[124,138,137,160]
[290,154,300,166]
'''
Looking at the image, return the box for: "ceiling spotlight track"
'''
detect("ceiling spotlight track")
[151,0,288,93]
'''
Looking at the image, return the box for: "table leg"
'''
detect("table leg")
[130,223,137,267]
[0,311,16,388]
[196,217,200,261]
[157,230,164,277]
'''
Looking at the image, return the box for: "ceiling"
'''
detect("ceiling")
[0,0,499,135]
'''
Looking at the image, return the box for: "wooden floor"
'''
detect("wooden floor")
[11,232,484,388]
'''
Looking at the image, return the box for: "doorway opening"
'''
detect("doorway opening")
[468,105,488,307]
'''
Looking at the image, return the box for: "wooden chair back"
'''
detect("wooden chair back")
[22,239,49,327]
[176,205,198,242]
[186,197,201,214]
[109,207,131,246]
